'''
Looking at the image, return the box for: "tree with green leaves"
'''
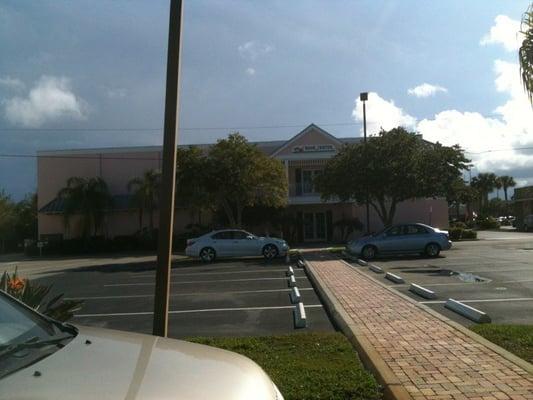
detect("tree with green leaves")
[175,146,212,224]
[499,175,516,203]
[447,178,477,221]
[12,193,38,243]
[127,169,161,234]
[58,177,112,239]
[205,133,287,227]
[519,4,533,104]
[315,127,469,227]
[0,190,15,253]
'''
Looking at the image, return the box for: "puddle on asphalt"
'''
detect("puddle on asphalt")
[400,265,491,283]
[456,272,490,283]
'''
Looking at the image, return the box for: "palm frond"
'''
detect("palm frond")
[519,4,533,104]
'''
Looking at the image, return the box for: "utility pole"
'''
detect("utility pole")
[360,92,370,234]
[153,0,183,337]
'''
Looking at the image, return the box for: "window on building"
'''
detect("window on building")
[301,169,321,194]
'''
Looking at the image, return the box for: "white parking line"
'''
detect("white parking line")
[66,287,315,300]
[74,304,323,318]
[104,276,307,287]
[129,268,303,278]
[420,297,533,305]
[393,281,490,288]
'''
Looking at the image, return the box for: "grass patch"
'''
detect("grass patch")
[189,332,382,400]
[327,246,345,254]
[470,324,533,363]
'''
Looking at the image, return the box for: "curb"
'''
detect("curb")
[338,258,533,375]
[303,258,414,400]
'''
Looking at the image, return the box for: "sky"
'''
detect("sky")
[0,0,532,199]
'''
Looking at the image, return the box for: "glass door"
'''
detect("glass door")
[303,212,327,241]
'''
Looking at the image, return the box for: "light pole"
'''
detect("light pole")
[360,92,370,235]
[153,0,183,337]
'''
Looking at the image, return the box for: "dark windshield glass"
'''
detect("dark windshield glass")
[0,292,56,347]
[0,291,76,380]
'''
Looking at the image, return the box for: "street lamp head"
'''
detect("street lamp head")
[359,92,368,101]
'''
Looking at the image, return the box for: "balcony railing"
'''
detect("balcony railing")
[288,183,320,197]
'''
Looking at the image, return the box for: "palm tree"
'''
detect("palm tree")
[127,169,161,235]
[58,177,112,239]
[519,4,533,104]
[499,175,516,203]
[495,177,502,199]
[470,173,498,212]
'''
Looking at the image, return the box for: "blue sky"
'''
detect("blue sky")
[1,0,532,199]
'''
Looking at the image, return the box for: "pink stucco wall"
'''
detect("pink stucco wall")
[37,126,449,242]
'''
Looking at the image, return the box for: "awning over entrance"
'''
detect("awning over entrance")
[39,194,136,214]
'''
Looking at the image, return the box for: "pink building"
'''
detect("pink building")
[37,124,449,243]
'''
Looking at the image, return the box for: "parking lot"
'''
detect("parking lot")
[26,256,334,338]
[348,230,533,326]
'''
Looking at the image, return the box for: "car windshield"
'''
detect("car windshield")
[0,291,76,379]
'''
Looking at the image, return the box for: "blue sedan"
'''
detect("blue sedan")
[346,223,452,260]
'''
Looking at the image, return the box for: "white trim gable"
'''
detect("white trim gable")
[270,124,343,158]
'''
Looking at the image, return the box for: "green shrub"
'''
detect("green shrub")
[449,227,477,240]
[1,268,83,321]
[449,227,464,240]
[450,221,467,229]
[476,216,500,230]
[461,229,477,239]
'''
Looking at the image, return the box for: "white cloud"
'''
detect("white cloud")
[0,76,25,91]
[480,15,523,52]
[238,41,274,62]
[417,59,533,181]
[407,83,447,98]
[245,67,256,76]
[3,76,87,127]
[352,92,416,135]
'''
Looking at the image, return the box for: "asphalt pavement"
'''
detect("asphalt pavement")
[348,229,533,326]
[25,256,334,338]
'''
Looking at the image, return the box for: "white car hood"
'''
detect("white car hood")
[0,326,278,400]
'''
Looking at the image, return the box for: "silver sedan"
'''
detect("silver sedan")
[346,223,452,260]
[185,229,289,262]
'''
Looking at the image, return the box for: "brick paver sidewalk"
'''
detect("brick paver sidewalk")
[307,256,533,400]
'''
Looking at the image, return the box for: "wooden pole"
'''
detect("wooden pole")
[153,0,183,337]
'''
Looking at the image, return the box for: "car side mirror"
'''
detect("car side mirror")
[247,235,254,240]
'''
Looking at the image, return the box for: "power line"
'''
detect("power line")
[465,146,533,155]
[0,121,361,133]
[0,153,161,161]
[0,145,532,161]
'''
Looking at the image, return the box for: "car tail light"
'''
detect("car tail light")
[186,239,196,246]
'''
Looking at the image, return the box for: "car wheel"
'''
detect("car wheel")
[262,244,279,260]
[199,247,216,262]
[425,243,441,257]
[361,245,377,260]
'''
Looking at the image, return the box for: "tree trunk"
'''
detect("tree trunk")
[503,188,508,202]
[138,208,143,231]
[221,198,236,227]
[236,205,243,228]
[370,198,397,227]
[149,207,154,233]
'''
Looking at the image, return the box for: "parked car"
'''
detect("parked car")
[523,214,533,231]
[185,229,289,262]
[346,223,452,260]
[0,290,283,400]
